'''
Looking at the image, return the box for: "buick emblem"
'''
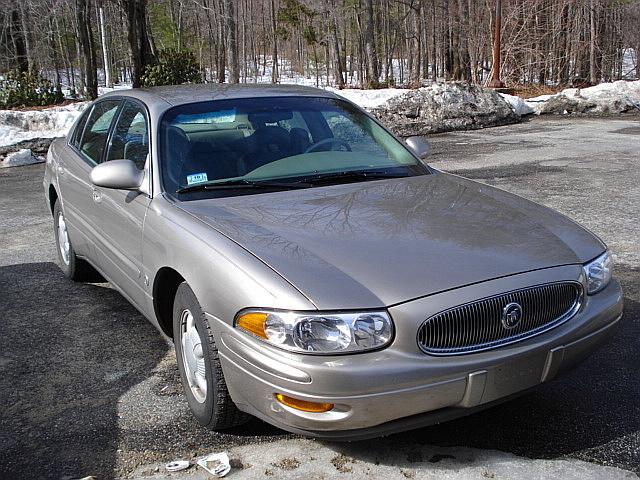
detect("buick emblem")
[501,302,523,329]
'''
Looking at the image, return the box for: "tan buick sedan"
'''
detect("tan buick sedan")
[43,84,623,439]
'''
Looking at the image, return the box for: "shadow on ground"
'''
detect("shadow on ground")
[0,262,170,479]
[328,265,640,474]
[2,262,638,477]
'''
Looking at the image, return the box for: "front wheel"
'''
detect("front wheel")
[173,282,250,430]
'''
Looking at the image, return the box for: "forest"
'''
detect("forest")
[0,0,639,101]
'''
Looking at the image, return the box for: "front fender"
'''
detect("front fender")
[142,196,316,331]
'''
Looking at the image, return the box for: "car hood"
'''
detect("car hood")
[177,172,604,309]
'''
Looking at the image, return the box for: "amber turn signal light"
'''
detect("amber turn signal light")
[275,393,334,413]
[236,312,268,339]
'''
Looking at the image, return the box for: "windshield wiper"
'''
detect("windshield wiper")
[176,178,312,194]
[300,170,410,185]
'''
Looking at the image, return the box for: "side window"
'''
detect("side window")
[78,100,121,164]
[106,101,149,170]
[70,108,91,148]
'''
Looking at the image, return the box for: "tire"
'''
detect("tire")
[173,281,250,430]
[53,199,102,282]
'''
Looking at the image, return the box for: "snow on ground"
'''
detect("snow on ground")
[327,87,409,108]
[0,79,638,152]
[526,80,640,115]
[623,48,638,79]
[0,149,41,168]
[499,92,535,116]
[0,102,89,147]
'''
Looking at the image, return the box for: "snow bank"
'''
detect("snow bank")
[327,88,409,109]
[369,82,519,136]
[0,102,89,147]
[499,93,534,116]
[0,149,41,168]
[1,79,637,155]
[528,80,640,115]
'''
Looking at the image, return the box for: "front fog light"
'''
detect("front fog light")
[583,251,613,295]
[235,309,393,354]
[275,393,334,413]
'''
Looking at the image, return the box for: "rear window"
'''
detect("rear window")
[70,109,91,148]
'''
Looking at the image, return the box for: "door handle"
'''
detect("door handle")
[57,163,65,175]
[92,189,102,203]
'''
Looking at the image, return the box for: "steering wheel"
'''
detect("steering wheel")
[304,138,352,153]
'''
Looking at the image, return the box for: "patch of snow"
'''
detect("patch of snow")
[0,102,89,147]
[0,149,41,168]
[97,84,133,96]
[327,87,410,109]
[499,93,534,116]
[623,48,638,79]
[531,80,640,115]
[525,94,554,103]
[370,83,519,136]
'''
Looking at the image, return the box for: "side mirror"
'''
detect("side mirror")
[405,136,429,159]
[90,159,144,190]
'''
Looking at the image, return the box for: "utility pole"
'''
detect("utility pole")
[488,0,505,88]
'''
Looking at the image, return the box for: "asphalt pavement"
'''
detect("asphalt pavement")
[1,116,638,479]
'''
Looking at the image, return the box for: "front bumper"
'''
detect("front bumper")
[210,265,623,440]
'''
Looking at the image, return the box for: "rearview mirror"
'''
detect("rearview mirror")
[405,136,429,159]
[90,160,144,190]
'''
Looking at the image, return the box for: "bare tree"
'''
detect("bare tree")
[76,0,98,98]
[115,0,155,87]
[225,0,239,83]
[98,6,113,88]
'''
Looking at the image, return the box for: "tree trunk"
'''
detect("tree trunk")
[363,0,379,87]
[589,0,598,84]
[225,0,240,83]
[76,0,98,99]
[10,9,29,73]
[99,7,113,88]
[329,1,345,88]
[18,2,35,72]
[118,0,155,88]
[270,0,278,83]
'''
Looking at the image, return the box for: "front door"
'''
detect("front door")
[61,99,122,258]
[89,100,152,312]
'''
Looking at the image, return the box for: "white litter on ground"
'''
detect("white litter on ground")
[196,452,231,477]
[165,460,191,472]
[0,148,41,168]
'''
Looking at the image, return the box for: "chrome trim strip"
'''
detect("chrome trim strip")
[417,281,583,356]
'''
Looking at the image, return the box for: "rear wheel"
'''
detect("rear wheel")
[53,199,102,282]
[173,282,250,429]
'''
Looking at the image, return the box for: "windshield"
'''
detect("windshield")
[160,96,429,197]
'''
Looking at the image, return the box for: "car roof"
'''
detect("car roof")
[100,83,342,107]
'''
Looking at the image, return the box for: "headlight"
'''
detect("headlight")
[235,310,393,354]
[583,251,613,295]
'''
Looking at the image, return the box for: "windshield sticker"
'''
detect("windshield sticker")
[186,173,208,185]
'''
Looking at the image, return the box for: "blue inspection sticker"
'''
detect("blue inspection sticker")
[186,173,208,185]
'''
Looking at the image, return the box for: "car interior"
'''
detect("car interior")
[164,109,345,189]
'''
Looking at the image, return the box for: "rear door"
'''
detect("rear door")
[89,99,152,311]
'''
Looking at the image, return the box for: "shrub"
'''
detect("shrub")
[0,70,64,109]
[141,49,203,87]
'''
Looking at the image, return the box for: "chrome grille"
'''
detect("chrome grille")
[417,282,582,355]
